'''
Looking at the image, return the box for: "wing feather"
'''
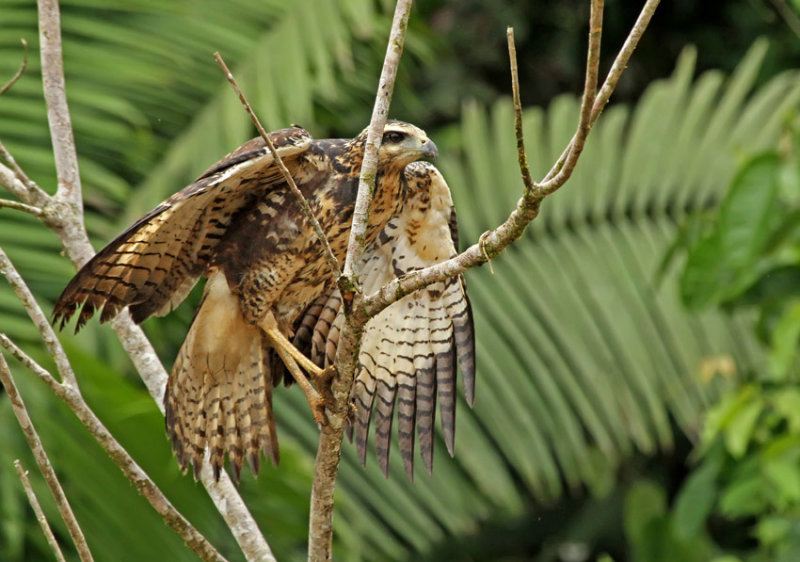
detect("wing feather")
[297,161,474,478]
[53,126,313,331]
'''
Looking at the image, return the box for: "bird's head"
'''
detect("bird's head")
[372,120,438,169]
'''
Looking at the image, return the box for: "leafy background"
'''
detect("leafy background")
[1,0,800,560]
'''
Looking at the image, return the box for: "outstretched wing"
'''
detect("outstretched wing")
[294,161,475,480]
[53,127,313,331]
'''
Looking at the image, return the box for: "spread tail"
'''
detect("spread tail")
[164,271,278,481]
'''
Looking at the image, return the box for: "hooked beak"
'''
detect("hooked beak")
[420,138,438,159]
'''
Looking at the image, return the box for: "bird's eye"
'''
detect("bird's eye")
[383,131,405,143]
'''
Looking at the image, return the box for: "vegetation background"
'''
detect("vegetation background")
[2,0,800,560]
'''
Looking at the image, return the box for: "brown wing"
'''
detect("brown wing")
[52,127,312,331]
[294,161,475,480]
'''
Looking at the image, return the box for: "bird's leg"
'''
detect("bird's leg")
[259,313,335,424]
[266,332,327,425]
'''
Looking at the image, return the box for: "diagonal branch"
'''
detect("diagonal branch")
[0,39,28,96]
[0,141,49,206]
[362,0,661,319]
[214,52,342,280]
[340,0,412,285]
[1,355,93,561]
[0,2,280,559]
[308,1,413,561]
[0,334,228,562]
[14,460,68,562]
[0,248,78,388]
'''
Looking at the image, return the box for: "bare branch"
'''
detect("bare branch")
[340,0,413,284]
[0,337,229,562]
[2,353,92,561]
[0,198,43,216]
[0,39,28,96]
[214,52,342,280]
[0,141,50,206]
[590,0,660,122]
[309,2,413,560]
[537,0,604,192]
[38,0,82,206]
[506,27,533,196]
[14,460,68,562]
[0,248,78,387]
[363,0,661,318]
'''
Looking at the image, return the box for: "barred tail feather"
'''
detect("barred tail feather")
[164,271,278,481]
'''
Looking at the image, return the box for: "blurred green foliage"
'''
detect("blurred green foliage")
[655,117,800,561]
[2,1,800,561]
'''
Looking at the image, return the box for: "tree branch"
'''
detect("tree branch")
[0,38,28,96]
[340,0,412,285]
[0,198,42,216]
[13,460,68,562]
[0,334,228,562]
[0,141,49,206]
[0,3,280,559]
[362,0,661,318]
[38,0,81,206]
[308,2,413,561]
[1,354,92,561]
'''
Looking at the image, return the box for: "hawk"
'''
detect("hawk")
[53,121,474,481]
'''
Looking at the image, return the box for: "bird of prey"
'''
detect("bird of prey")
[53,121,474,481]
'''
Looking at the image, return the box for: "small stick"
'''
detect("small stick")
[0,248,78,388]
[0,139,50,205]
[0,198,43,216]
[0,39,28,96]
[213,52,342,280]
[1,355,93,561]
[0,340,229,562]
[14,460,68,562]
[506,27,534,196]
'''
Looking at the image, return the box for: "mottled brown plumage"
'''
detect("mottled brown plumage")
[294,162,474,479]
[54,122,474,481]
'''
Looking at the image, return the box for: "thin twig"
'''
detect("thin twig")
[340,0,412,283]
[0,337,229,562]
[308,1,413,560]
[0,248,78,387]
[1,355,92,561]
[538,0,604,192]
[32,2,275,558]
[0,198,43,216]
[362,0,661,317]
[214,52,342,280]
[506,28,533,197]
[0,39,28,96]
[0,140,50,206]
[14,460,68,562]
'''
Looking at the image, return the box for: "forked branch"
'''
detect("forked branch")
[362,0,661,319]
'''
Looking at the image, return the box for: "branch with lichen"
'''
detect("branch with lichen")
[1,353,91,562]
[307,1,413,559]
[0,1,276,560]
[306,0,660,560]
[0,250,227,562]
[361,0,660,320]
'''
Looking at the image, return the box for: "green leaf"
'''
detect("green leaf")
[624,480,667,551]
[768,300,800,380]
[724,398,764,458]
[763,459,800,504]
[672,452,722,540]
[681,153,782,309]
